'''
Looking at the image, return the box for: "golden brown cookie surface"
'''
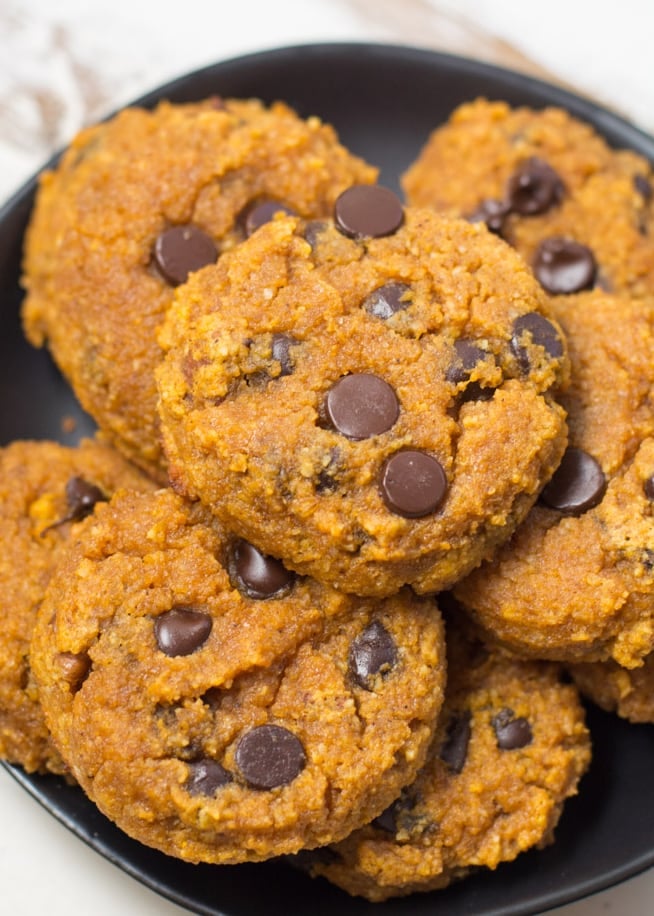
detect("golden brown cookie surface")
[31,487,446,864]
[570,654,654,723]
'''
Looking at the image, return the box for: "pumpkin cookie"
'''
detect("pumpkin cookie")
[0,438,153,775]
[570,654,654,723]
[157,192,568,597]
[21,98,377,478]
[403,99,654,299]
[301,621,590,901]
[455,291,654,666]
[30,487,446,863]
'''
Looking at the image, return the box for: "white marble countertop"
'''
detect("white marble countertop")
[1,1,654,913]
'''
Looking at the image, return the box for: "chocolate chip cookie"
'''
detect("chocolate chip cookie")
[569,654,654,723]
[157,191,568,597]
[21,98,377,478]
[403,99,654,299]
[30,487,447,863]
[455,291,654,666]
[0,438,153,774]
[301,620,590,901]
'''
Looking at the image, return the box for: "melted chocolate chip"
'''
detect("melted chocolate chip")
[634,174,653,201]
[324,373,399,440]
[439,711,472,773]
[362,282,411,319]
[446,339,488,385]
[644,474,654,501]
[271,333,298,377]
[492,708,533,750]
[349,620,398,689]
[154,607,212,657]
[58,651,91,693]
[153,225,217,286]
[532,237,596,294]
[334,185,404,239]
[235,724,306,789]
[241,200,297,237]
[380,451,448,518]
[41,477,107,535]
[506,157,565,216]
[510,312,564,373]
[540,447,607,515]
[467,198,510,235]
[230,540,295,599]
[186,758,232,796]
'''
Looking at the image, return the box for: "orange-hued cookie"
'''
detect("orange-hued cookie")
[31,487,446,864]
[570,654,654,723]
[0,438,153,775]
[22,98,377,478]
[157,195,568,597]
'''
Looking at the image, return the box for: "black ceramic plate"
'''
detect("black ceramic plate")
[2,42,654,916]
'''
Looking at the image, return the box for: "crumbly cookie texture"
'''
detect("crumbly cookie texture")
[157,200,568,597]
[301,620,590,901]
[31,487,446,864]
[570,654,654,723]
[21,98,377,479]
[403,99,654,300]
[0,438,153,775]
[455,291,654,666]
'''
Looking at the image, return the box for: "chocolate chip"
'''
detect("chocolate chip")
[154,607,212,657]
[334,185,404,239]
[446,339,488,385]
[315,447,341,493]
[506,157,565,216]
[65,476,106,521]
[58,651,91,693]
[153,225,217,286]
[235,724,306,789]
[271,333,298,377]
[540,447,607,515]
[323,373,399,440]
[230,539,295,599]
[303,219,328,249]
[532,237,596,294]
[467,198,510,235]
[510,311,564,373]
[373,802,400,834]
[439,711,472,773]
[241,200,297,238]
[349,620,398,689]
[362,282,411,319]
[492,708,533,750]
[634,174,653,201]
[644,474,654,501]
[380,450,447,518]
[186,758,232,796]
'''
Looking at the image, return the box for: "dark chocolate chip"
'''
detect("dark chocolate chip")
[315,448,341,493]
[634,174,653,201]
[153,224,217,286]
[467,198,510,235]
[373,802,401,834]
[65,476,106,521]
[439,711,472,773]
[506,157,565,216]
[644,474,654,501]
[492,708,533,750]
[324,373,399,440]
[532,237,596,294]
[540,446,607,515]
[235,724,306,789]
[380,450,447,518]
[271,333,298,377]
[186,758,232,795]
[334,185,404,239]
[349,620,398,689]
[58,651,91,693]
[510,311,564,373]
[362,282,411,319]
[230,539,295,599]
[446,339,488,385]
[154,607,212,657]
[241,200,297,237]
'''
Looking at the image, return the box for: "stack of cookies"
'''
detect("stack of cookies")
[4,90,653,903]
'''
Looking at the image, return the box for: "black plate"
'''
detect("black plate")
[2,42,654,916]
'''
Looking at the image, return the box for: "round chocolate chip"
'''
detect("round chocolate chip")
[334,185,404,239]
[446,339,488,385]
[380,450,448,518]
[349,620,398,689]
[235,724,306,789]
[153,224,217,286]
[241,200,297,238]
[230,540,295,599]
[439,711,472,773]
[510,311,564,373]
[154,606,212,657]
[634,174,653,201]
[644,474,654,501]
[186,759,232,796]
[58,651,91,693]
[362,282,411,320]
[506,157,565,216]
[492,708,533,750]
[324,373,399,440]
[532,237,596,294]
[540,447,607,515]
[467,197,511,235]
[271,333,298,377]
[65,477,106,521]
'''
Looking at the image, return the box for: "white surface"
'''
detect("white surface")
[1,2,653,913]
